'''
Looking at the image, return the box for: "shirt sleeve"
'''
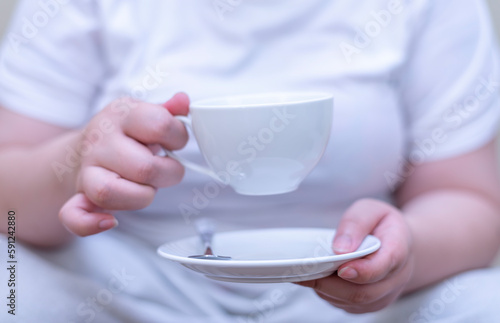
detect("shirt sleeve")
[0,0,104,128]
[400,0,500,162]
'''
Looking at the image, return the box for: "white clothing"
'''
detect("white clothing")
[2,232,500,323]
[1,0,500,322]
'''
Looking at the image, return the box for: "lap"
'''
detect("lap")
[0,231,234,323]
[365,268,500,323]
[1,231,499,323]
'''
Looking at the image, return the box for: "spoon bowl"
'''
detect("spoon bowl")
[188,254,232,260]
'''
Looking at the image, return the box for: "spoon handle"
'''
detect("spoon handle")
[194,218,216,255]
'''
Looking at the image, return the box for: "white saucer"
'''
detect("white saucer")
[157,227,380,283]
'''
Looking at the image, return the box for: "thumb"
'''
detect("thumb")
[59,193,118,237]
[162,92,190,116]
[332,199,390,254]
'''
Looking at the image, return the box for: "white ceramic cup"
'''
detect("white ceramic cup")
[164,92,333,195]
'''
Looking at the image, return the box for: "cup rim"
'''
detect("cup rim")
[190,92,333,109]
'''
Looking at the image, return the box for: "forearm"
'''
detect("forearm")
[0,131,80,247]
[402,189,500,293]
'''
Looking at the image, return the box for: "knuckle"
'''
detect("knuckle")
[358,268,377,283]
[92,179,114,206]
[389,250,404,272]
[151,112,173,139]
[136,158,157,183]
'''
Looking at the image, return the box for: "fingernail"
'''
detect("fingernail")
[99,219,118,230]
[333,235,352,253]
[338,267,358,279]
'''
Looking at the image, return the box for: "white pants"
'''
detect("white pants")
[1,230,499,323]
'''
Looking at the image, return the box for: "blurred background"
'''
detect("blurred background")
[1,0,500,268]
[2,1,499,46]
[0,1,16,34]
[1,0,500,47]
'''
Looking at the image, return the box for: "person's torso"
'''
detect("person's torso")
[89,0,425,242]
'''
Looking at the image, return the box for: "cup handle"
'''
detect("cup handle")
[158,116,225,184]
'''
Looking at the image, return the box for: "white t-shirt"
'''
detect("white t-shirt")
[1,0,500,245]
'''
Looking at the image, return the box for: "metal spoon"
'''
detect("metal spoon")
[188,218,231,260]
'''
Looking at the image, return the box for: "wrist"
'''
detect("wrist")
[42,130,82,196]
[401,213,429,293]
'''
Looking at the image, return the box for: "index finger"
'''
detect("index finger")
[122,101,188,150]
